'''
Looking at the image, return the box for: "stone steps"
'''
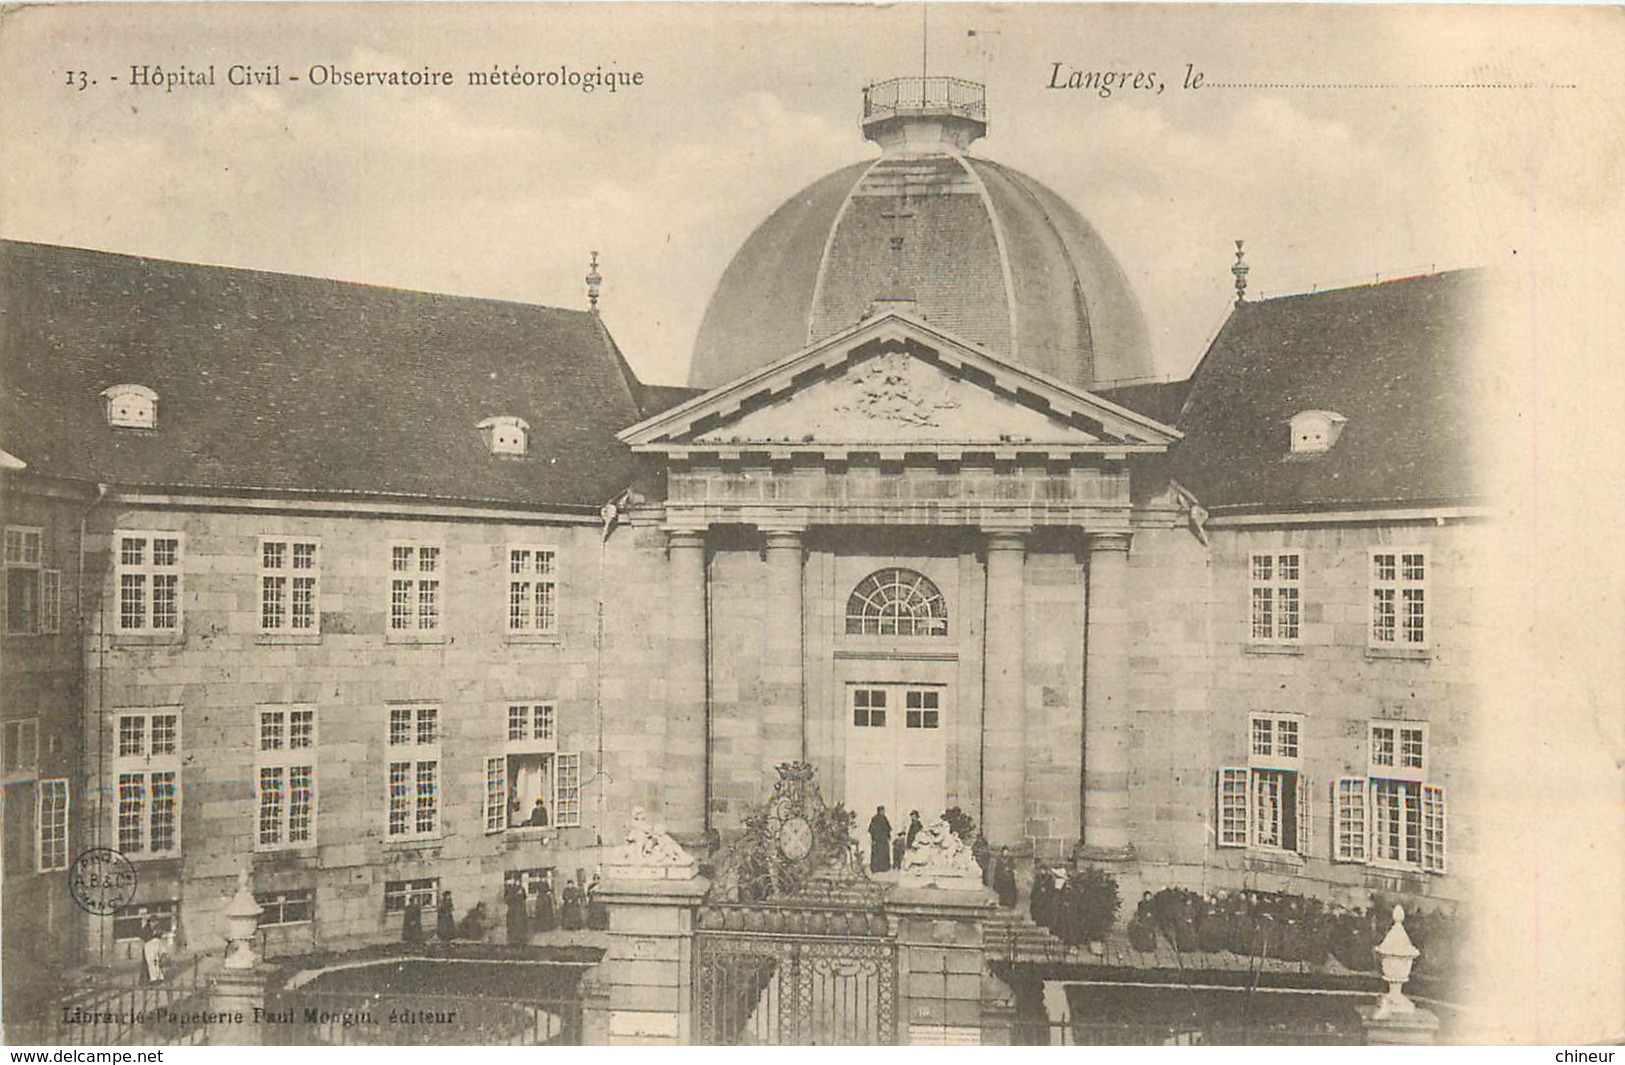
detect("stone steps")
[983,911,1073,964]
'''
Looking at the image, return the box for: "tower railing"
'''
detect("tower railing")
[862,76,987,125]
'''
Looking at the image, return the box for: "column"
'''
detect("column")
[760,527,806,774]
[1082,532,1133,857]
[981,531,1026,849]
[665,529,708,842]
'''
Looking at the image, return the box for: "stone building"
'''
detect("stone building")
[0,77,1482,992]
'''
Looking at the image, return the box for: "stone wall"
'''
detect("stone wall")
[78,501,670,959]
[1122,518,1483,908]
[1,480,89,983]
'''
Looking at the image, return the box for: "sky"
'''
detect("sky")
[3,3,1605,386]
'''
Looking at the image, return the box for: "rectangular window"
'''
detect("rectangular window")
[115,532,183,632]
[1371,549,1428,648]
[256,888,315,927]
[485,755,507,834]
[260,538,319,633]
[852,688,887,728]
[1369,722,1427,780]
[111,709,181,856]
[383,877,438,916]
[506,703,554,744]
[3,718,38,775]
[504,867,556,901]
[507,547,559,634]
[1340,723,1445,872]
[112,900,178,942]
[1371,778,1422,865]
[554,752,581,828]
[505,704,561,831]
[386,706,439,839]
[904,689,940,729]
[1218,713,1308,853]
[1334,777,1368,862]
[38,778,69,871]
[4,526,51,635]
[1249,552,1301,644]
[257,707,316,849]
[389,544,442,633]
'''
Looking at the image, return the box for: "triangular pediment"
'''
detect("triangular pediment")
[621,313,1179,458]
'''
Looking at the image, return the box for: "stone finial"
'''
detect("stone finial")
[1374,904,1422,1017]
[1231,240,1250,304]
[585,251,602,313]
[899,817,982,887]
[223,868,263,971]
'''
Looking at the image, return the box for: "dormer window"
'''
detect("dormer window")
[1289,410,1347,454]
[102,384,158,430]
[477,416,529,457]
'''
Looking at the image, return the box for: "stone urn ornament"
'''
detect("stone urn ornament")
[223,868,263,971]
[1373,905,1421,1018]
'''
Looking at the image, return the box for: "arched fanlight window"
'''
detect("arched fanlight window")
[845,568,948,637]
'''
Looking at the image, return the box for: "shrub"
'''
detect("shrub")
[941,806,977,843]
[1067,866,1121,944]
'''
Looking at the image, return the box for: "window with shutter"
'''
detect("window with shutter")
[1295,773,1312,857]
[38,778,69,871]
[1422,783,1447,873]
[1363,722,1442,872]
[1228,712,1306,853]
[1216,767,1247,847]
[554,752,581,828]
[1334,777,1367,862]
[484,756,507,834]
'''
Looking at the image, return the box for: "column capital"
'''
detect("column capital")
[759,526,807,549]
[1086,531,1133,554]
[983,529,1028,552]
[665,527,707,548]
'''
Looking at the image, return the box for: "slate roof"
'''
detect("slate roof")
[1158,270,1485,513]
[1098,379,1193,432]
[0,240,646,509]
[688,152,1153,391]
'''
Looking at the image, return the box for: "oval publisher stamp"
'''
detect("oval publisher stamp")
[69,847,138,915]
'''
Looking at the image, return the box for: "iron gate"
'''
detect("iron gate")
[694,907,896,1045]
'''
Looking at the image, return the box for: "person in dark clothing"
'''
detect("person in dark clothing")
[525,799,550,827]
[1030,864,1056,930]
[436,891,456,940]
[867,806,893,873]
[458,901,488,941]
[560,879,584,930]
[505,882,530,945]
[586,872,608,930]
[993,848,1018,908]
[402,900,424,944]
[906,811,924,849]
[891,831,907,869]
[533,874,557,933]
[972,835,992,885]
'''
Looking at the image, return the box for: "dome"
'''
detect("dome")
[689,77,1154,391]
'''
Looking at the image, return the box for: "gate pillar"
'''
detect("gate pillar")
[888,877,998,1045]
[596,807,709,1045]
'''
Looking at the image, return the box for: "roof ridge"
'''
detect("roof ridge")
[1249,266,1482,305]
[0,238,594,318]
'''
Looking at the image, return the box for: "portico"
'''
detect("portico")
[623,312,1179,856]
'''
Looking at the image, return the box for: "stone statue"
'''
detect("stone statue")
[601,805,698,880]
[899,817,982,886]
